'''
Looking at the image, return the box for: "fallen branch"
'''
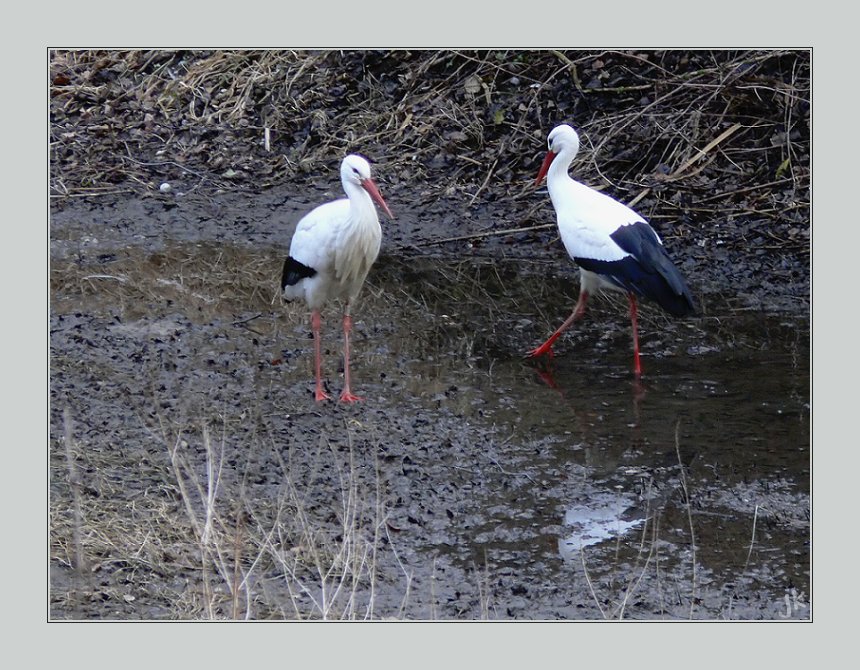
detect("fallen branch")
[406,223,556,248]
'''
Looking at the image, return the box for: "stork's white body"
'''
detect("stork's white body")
[283,195,382,310]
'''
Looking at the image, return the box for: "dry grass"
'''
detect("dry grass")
[49,49,809,252]
[51,402,405,620]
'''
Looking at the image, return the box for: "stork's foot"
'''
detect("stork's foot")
[526,343,555,359]
[314,387,332,402]
[339,391,363,404]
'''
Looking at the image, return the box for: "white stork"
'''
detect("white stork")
[281,154,393,402]
[528,124,695,376]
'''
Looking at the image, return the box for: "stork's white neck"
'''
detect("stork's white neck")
[343,179,379,226]
[546,144,581,206]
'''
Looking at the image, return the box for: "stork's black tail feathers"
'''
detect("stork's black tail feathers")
[281,257,316,290]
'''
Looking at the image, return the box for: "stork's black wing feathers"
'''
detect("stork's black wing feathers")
[576,222,696,317]
[281,256,317,290]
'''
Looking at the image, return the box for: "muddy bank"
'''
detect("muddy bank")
[50,183,808,315]
[50,49,810,313]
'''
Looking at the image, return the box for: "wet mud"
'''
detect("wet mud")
[49,192,809,620]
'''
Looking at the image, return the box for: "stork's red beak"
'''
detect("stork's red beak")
[361,178,394,219]
[535,150,557,186]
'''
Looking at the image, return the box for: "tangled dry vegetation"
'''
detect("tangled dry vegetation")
[50,49,809,252]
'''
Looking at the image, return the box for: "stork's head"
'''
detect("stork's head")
[341,154,394,219]
[547,124,580,155]
[535,124,581,186]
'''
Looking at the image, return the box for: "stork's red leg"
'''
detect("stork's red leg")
[628,294,642,378]
[311,310,331,402]
[339,310,363,403]
[527,290,590,358]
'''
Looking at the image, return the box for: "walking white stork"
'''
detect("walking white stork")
[281,154,393,402]
[527,124,695,376]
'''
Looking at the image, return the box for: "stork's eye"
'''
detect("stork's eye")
[352,167,360,175]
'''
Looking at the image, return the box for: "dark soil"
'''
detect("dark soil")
[49,50,810,620]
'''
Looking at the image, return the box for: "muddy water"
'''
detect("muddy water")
[49,199,809,620]
[371,258,809,619]
[446,328,808,617]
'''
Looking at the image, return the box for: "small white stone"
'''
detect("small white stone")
[159,182,172,192]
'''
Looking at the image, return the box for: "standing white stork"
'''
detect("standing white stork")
[527,124,695,376]
[281,153,393,402]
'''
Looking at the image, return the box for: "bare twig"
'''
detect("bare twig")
[742,503,760,574]
[407,223,555,248]
[62,409,87,575]
[675,420,697,619]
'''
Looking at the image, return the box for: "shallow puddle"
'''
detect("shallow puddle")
[49,233,809,620]
[372,258,809,618]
